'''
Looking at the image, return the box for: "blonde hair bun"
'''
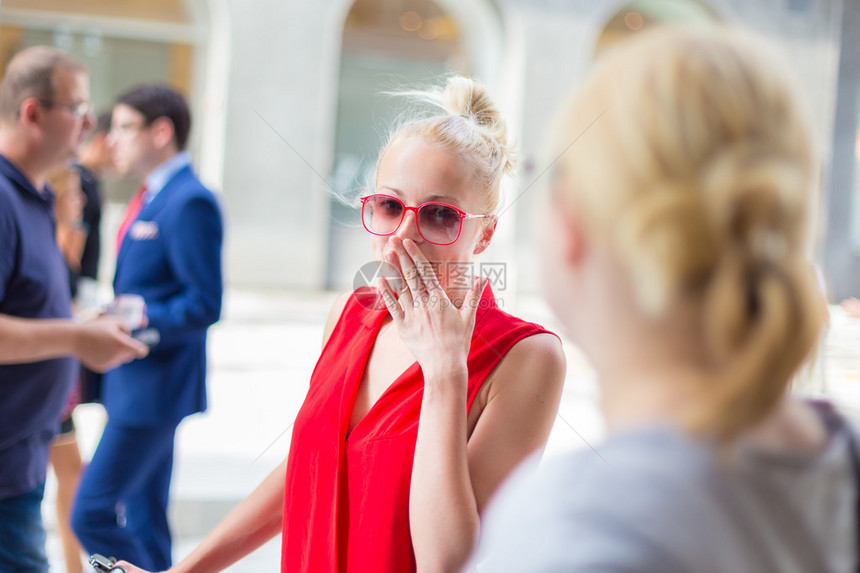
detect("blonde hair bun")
[380,76,516,214]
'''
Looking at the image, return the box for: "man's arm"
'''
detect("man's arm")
[0,313,149,371]
[0,187,145,371]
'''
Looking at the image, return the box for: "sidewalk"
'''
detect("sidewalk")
[45,290,860,572]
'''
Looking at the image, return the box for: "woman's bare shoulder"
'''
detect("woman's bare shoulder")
[321,292,353,349]
[487,332,566,396]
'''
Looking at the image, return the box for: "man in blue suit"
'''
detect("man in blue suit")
[72,84,224,571]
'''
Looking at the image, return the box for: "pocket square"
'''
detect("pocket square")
[129,221,159,240]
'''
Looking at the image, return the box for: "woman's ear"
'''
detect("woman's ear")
[473,217,497,255]
[558,202,586,267]
[549,176,587,269]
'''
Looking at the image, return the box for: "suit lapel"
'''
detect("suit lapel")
[115,166,194,270]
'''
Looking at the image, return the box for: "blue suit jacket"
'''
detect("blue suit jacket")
[103,165,224,426]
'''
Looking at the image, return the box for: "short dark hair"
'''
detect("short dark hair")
[116,84,191,150]
[0,46,86,120]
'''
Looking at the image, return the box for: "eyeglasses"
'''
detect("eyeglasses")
[360,193,492,245]
[41,100,92,119]
[108,122,147,137]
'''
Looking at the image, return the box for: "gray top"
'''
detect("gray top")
[469,413,857,573]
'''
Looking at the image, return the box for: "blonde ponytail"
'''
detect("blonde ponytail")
[689,150,826,438]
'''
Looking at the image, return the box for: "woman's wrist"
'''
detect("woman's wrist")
[421,360,468,392]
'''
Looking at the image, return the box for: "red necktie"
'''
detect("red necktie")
[116,185,147,252]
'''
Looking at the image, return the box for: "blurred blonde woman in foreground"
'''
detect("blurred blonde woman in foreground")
[469,28,856,573]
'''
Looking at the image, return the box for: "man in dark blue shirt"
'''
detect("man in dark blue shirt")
[0,46,148,572]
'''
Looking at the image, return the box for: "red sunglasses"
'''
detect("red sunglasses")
[360,194,491,246]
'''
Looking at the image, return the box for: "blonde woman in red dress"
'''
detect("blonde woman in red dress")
[120,76,565,573]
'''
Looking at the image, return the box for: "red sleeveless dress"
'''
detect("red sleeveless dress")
[280,285,553,572]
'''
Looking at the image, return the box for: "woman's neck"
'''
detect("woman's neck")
[597,359,829,454]
[598,362,703,435]
[584,307,707,436]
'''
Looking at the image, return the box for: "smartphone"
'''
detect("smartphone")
[88,553,128,573]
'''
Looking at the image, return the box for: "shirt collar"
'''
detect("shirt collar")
[144,151,191,201]
[0,153,52,203]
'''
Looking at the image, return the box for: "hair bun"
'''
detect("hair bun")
[700,143,809,264]
[442,76,517,175]
[380,76,517,214]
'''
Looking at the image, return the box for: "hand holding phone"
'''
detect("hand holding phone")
[105,294,147,331]
[89,553,128,573]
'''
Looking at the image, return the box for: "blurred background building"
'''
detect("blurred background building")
[0,0,858,299]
